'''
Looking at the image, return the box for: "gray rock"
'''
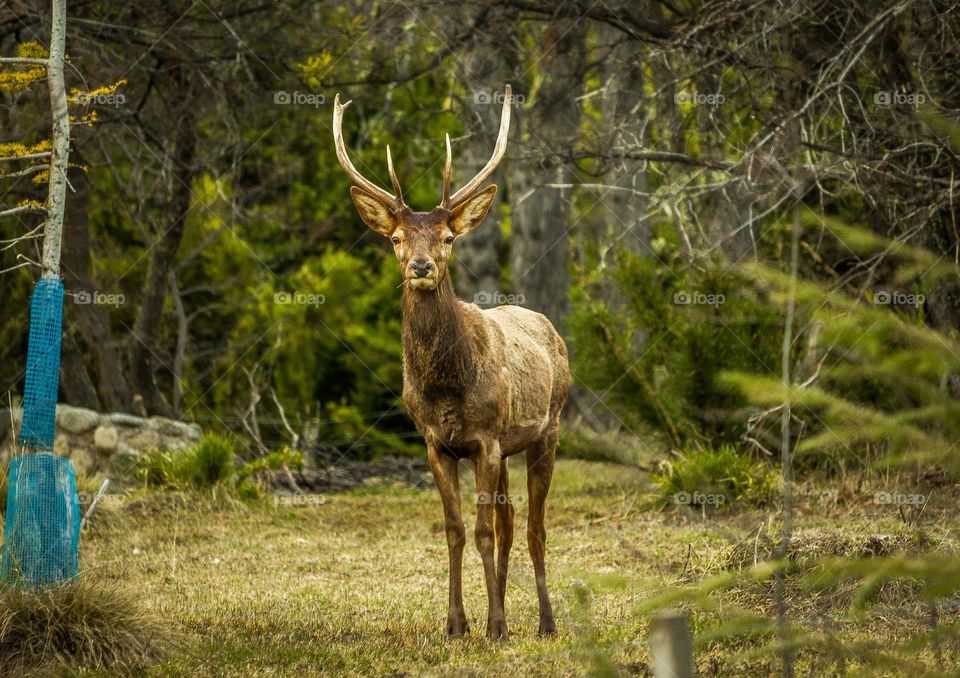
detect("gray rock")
[150,416,200,442]
[184,423,202,441]
[109,412,145,427]
[71,448,95,475]
[112,442,141,468]
[125,428,160,451]
[93,425,119,452]
[161,437,189,452]
[57,405,100,434]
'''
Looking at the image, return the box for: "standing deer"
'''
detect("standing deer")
[332,85,569,640]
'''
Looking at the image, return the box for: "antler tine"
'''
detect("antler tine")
[332,93,400,210]
[444,84,512,208]
[441,133,452,208]
[386,145,406,208]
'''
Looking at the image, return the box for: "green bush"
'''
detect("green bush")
[653,444,777,509]
[137,434,303,497]
[570,238,789,448]
[137,433,235,489]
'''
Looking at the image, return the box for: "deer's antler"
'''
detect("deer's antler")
[333,93,405,210]
[441,84,512,210]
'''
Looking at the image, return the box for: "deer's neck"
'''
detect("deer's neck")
[401,275,476,396]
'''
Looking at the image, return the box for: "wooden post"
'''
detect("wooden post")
[650,611,694,678]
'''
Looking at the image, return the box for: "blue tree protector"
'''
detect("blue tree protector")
[1,276,80,588]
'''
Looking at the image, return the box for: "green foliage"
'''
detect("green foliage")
[136,433,302,498]
[636,550,960,675]
[570,237,787,447]
[558,427,651,466]
[721,215,960,471]
[137,433,236,489]
[654,444,777,509]
[318,401,421,460]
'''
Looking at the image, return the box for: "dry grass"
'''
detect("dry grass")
[2,458,956,676]
[0,576,171,676]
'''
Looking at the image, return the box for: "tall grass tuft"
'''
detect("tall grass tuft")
[136,433,302,498]
[0,576,171,675]
[137,433,236,489]
[654,444,777,509]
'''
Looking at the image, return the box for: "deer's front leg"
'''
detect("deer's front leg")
[427,443,469,637]
[475,440,508,640]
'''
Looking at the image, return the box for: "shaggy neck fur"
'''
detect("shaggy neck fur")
[401,274,477,396]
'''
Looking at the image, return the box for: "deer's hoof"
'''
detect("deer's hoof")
[537,618,557,637]
[446,617,470,638]
[486,618,509,641]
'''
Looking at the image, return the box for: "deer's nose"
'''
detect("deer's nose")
[409,258,434,278]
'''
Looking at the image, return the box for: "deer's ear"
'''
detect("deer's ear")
[350,186,397,236]
[449,184,497,236]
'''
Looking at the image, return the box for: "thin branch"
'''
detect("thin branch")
[0,57,47,65]
[0,152,51,163]
[0,205,47,218]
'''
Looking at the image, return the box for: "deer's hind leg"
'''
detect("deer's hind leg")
[495,458,515,609]
[526,428,558,636]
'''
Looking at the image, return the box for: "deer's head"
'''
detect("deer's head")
[333,86,512,291]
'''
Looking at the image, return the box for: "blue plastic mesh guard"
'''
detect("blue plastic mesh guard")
[2,276,79,588]
[1,453,80,587]
[18,276,63,451]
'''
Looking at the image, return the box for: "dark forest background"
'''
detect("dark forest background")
[2,0,959,470]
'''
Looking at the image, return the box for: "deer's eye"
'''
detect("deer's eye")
[445,235,455,244]
[391,236,400,245]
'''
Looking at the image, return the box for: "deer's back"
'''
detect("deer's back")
[482,304,570,449]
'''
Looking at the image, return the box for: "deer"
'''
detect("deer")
[332,85,570,641]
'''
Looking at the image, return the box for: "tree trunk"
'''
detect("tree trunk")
[453,9,518,306]
[58,329,100,409]
[40,0,68,278]
[602,38,649,256]
[129,77,197,418]
[509,21,585,335]
[61,156,135,412]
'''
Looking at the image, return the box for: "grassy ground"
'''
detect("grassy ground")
[11,457,960,676]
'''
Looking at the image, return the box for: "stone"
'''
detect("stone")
[109,412,145,427]
[113,442,141,468]
[148,416,178,435]
[125,428,160,451]
[149,416,198,441]
[93,425,119,452]
[71,448,95,475]
[57,405,100,434]
[161,437,189,452]
[184,423,202,441]
[54,433,70,456]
